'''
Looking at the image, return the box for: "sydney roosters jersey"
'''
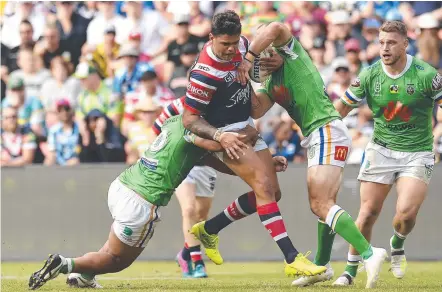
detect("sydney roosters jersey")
[153,96,185,135]
[185,36,251,127]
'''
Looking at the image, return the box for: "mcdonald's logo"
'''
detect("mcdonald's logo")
[334,146,348,161]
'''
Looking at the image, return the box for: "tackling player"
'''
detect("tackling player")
[235,22,388,288]
[153,96,216,278]
[183,11,325,277]
[28,115,289,290]
[332,21,441,286]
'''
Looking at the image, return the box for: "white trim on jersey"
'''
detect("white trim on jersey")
[432,90,442,101]
[193,62,231,79]
[381,54,413,80]
[190,77,217,90]
[186,93,210,104]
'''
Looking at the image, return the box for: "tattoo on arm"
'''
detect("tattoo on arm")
[187,116,218,140]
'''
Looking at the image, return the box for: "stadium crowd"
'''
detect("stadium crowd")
[1,1,442,167]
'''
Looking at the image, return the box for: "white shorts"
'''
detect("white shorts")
[358,141,435,185]
[181,166,217,197]
[108,179,161,248]
[301,119,352,168]
[215,117,268,161]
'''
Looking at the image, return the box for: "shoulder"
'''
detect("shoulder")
[413,57,438,79]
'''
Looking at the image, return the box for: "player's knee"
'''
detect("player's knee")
[181,204,196,219]
[358,207,381,227]
[395,208,417,230]
[309,200,328,219]
[254,173,274,198]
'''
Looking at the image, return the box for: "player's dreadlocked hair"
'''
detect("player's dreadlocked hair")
[380,21,408,38]
[211,10,241,36]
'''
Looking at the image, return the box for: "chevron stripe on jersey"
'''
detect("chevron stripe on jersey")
[153,96,185,135]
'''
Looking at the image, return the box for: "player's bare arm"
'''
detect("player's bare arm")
[183,110,248,160]
[237,22,292,85]
[251,90,275,119]
[334,99,354,118]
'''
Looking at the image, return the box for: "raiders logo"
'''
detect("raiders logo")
[406,84,415,95]
[351,77,361,87]
[432,73,442,90]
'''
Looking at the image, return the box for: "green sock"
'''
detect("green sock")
[391,231,406,249]
[81,273,94,280]
[344,253,361,278]
[60,258,75,274]
[314,220,336,266]
[328,207,372,260]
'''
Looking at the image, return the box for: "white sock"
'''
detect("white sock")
[325,205,344,231]
[62,256,74,274]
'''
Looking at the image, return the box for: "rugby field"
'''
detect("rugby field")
[2,261,442,291]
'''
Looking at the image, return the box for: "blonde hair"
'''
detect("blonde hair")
[380,21,408,38]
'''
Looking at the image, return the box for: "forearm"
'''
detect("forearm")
[251,91,273,119]
[182,111,218,140]
[334,99,354,118]
[193,136,223,152]
[248,23,283,55]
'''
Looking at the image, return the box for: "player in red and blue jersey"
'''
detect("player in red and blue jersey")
[183,10,326,278]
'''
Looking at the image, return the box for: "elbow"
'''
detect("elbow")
[182,110,195,130]
[268,22,285,35]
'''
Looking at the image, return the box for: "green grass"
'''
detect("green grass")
[2,261,442,291]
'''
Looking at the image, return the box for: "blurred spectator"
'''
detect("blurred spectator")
[5,20,36,73]
[44,99,80,166]
[168,42,199,98]
[119,1,170,59]
[112,45,154,100]
[357,1,399,20]
[122,70,174,135]
[285,2,327,38]
[127,31,152,63]
[90,25,121,79]
[34,24,71,70]
[9,48,51,99]
[188,1,212,38]
[54,1,90,67]
[2,76,45,138]
[1,44,10,100]
[268,120,304,163]
[327,57,351,101]
[1,106,37,167]
[299,18,326,50]
[164,14,207,82]
[344,38,368,77]
[78,1,98,20]
[416,14,442,68]
[79,109,125,163]
[308,36,333,85]
[74,63,122,143]
[125,98,160,164]
[40,57,81,128]
[325,10,353,63]
[1,2,45,49]
[86,1,125,47]
[242,2,283,39]
[358,18,381,65]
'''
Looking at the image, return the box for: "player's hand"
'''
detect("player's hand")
[237,125,259,147]
[259,49,283,73]
[273,156,288,172]
[219,132,248,159]
[237,60,252,86]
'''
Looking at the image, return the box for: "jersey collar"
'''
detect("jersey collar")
[381,54,412,80]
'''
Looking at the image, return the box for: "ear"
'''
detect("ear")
[209,33,214,41]
[404,37,409,49]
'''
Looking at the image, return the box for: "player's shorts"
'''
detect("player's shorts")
[301,119,352,168]
[108,179,161,248]
[181,166,217,197]
[358,141,435,185]
[215,117,268,161]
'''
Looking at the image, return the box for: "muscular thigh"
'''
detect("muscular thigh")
[223,146,273,191]
[307,164,343,202]
[359,181,392,216]
[396,176,428,216]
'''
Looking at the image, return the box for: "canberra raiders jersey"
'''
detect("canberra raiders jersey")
[119,115,207,206]
[341,55,442,152]
[257,36,341,137]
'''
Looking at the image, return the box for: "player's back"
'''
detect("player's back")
[186,37,252,127]
[119,115,206,206]
[262,37,340,137]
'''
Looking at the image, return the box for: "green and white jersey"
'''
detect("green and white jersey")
[341,55,442,152]
[118,115,207,206]
[257,36,341,137]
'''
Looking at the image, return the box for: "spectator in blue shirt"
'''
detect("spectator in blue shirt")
[112,45,154,100]
[44,99,80,166]
[269,120,305,163]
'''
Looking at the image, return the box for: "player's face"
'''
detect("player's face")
[210,33,240,61]
[379,31,408,66]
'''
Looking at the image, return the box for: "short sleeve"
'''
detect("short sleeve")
[426,71,442,108]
